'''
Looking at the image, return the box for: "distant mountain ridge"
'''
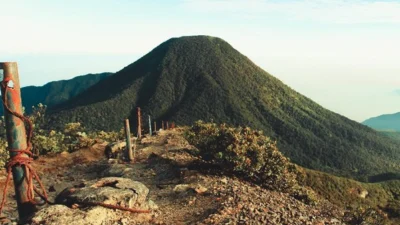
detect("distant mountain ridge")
[363,112,400,132]
[47,35,400,181]
[4,72,112,114]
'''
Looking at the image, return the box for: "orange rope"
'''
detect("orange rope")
[79,201,151,213]
[0,80,48,215]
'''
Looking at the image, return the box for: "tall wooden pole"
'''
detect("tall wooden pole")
[137,107,142,139]
[0,62,35,220]
[124,119,133,161]
[148,115,152,136]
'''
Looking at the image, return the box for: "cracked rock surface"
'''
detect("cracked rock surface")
[59,177,149,207]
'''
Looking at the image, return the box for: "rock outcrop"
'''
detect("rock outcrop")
[31,177,155,225]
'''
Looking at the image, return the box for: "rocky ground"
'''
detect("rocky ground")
[0,130,348,224]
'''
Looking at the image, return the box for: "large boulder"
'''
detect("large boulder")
[32,177,155,224]
[56,177,149,208]
[31,205,109,225]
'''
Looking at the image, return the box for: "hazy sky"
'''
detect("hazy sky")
[1,0,399,122]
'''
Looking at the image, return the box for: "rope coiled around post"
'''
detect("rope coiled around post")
[0,79,49,215]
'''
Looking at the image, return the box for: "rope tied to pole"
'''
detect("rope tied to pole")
[0,79,49,215]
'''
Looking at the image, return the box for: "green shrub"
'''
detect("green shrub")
[95,128,125,142]
[185,120,297,192]
[344,206,389,225]
[0,104,113,164]
[290,184,319,206]
[32,130,68,154]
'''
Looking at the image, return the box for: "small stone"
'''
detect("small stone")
[330,218,341,223]
[359,190,368,198]
[148,200,159,210]
[188,197,197,205]
[220,178,228,184]
[121,218,129,225]
[173,184,191,193]
[194,185,208,194]
[60,151,69,156]
[48,185,56,192]
[31,216,42,224]
[108,159,118,164]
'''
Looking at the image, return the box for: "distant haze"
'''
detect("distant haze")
[1,0,399,122]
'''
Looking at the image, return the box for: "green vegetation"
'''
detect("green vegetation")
[185,121,297,192]
[185,121,321,207]
[299,168,400,224]
[29,104,94,154]
[363,112,400,132]
[0,72,112,115]
[46,35,400,181]
[0,103,125,167]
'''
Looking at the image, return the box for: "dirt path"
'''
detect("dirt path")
[1,130,346,224]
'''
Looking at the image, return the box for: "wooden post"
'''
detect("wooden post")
[154,121,156,134]
[148,115,152,136]
[137,107,141,139]
[124,119,133,161]
[166,121,169,130]
[0,62,35,220]
[161,120,164,130]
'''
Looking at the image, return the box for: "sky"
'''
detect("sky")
[0,0,399,122]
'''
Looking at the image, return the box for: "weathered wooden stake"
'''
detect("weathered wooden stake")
[124,119,133,161]
[148,115,152,136]
[154,121,157,134]
[137,107,142,139]
[0,62,35,220]
[166,121,169,130]
[162,120,164,130]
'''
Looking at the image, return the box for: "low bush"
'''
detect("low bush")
[344,206,389,225]
[185,120,297,192]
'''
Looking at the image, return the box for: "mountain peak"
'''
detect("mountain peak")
[167,35,227,44]
[48,36,400,181]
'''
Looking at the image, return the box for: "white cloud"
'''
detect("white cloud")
[182,0,400,24]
